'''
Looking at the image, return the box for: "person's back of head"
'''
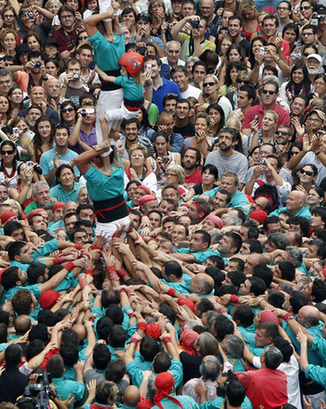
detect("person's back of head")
[105,359,126,384]
[46,354,64,378]
[106,304,124,325]
[263,346,283,369]
[140,335,160,362]
[109,325,126,348]
[60,342,79,367]
[226,380,246,407]
[213,315,234,341]
[95,381,118,405]
[93,343,111,370]
[153,351,171,373]
[123,385,140,407]
[25,340,45,362]
[28,323,49,343]
[97,317,114,343]
[5,344,22,368]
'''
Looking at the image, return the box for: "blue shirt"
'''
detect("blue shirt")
[176,247,220,263]
[152,76,181,112]
[50,181,83,203]
[84,157,125,201]
[196,186,249,207]
[270,206,311,221]
[39,148,80,187]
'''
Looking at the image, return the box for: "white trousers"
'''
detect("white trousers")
[95,214,131,241]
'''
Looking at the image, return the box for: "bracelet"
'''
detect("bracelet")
[64,262,75,272]
[53,256,65,265]
[74,244,83,250]
[301,17,305,21]
[85,269,93,277]
[316,149,322,155]
[96,290,102,297]
[130,337,140,344]
[107,266,119,281]
[163,336,172,344]
[283,312,294,322]
[118,288,127,294]
[25,183,31,187]
[118,268,127,278]
[137,322,147,330]
[230,294,239,303]
[90,245,101,250]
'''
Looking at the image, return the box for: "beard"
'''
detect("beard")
[308,66,321,75]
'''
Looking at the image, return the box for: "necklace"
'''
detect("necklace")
[3,167,15,178]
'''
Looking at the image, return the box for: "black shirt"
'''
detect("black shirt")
[0,366,29,403]
[174,122,195,139]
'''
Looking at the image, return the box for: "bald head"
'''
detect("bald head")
[298,305,321,327]
[63,201,78,216]
[72,324,87,342]
[123,386,140,407]
[286,191,306,213]
[15,315,31,334]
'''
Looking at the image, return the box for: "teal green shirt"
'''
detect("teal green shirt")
[51,378,84,409]
[50,181,83,203]
[89,30,125,72]
[270,205,311,221]
[114,76,143,101]
[176,247,220,263]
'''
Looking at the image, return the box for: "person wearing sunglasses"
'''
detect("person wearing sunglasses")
[60,101,77,128]
[288,117,326,187]
[295,164,318,193]
[0,140,20,190]
[242,79,290,135]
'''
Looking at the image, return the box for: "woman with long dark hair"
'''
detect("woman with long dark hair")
[60,101,77,128]
[50,164,83,202]
[280,61,313,105]
[0,140,20,189]
[206,103,225,139]
[183,164,218,201]
[249,36,267,70]
[33,116,55,162]
[282,22,299,54]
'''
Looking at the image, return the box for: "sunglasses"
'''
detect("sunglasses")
[263,89,276,95]
[275,130,288,135]
[79,36,88,40]
[237,79,250,84]
[300,169,314,176]
[62,107,74,113]
[300,5,312,10]
[1,150,14,155]
[203,82,216,87]
[302,52,310,57]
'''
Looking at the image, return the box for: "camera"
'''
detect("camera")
[19,371,52,409]
[80,108,95,116]
[191,21,199,28]
[12,127,19,137]
[34,62,41,68]
[73,73,79,80]
[291,53,301,59]
[162,156,169,163]
[34,165,43,175]
[259,47,265,55]
[254,114,259,121]
[259,159,266,165]
[146,64,152,72]
[26,161,33,170]
[168,23,174,29]
[28,11,34,20]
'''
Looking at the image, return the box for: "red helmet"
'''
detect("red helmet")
[119,52,144,76]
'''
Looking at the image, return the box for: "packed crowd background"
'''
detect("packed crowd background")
[0,0,326,408]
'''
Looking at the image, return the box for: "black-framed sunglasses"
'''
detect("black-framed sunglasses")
[300,5,312,10]
[300,169,314,176]
[275,130,288,135]
[203,82,216,87]
[1,150,14,155]
[61,107,74,113]
[237,79,250,84]
[263,89,276,95]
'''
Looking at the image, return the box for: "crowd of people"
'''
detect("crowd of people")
[0,0,326,408]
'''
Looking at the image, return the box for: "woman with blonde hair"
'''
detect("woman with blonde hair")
[198,74,232,120]
[1,29,17,56]
[248,110,278,152]
[124,144,157,195]
[239,0,259,42]
[165,164,185,189]
[2,6,18,32]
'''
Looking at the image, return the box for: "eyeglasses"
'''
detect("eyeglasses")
[300,6,312,10]
[62,107,74,113]
[61,14,74,19]
[300,169,314,176]
[237,79,250,84]
[278,6,290,10]
[263,89,276,95]
[1,150,14,155]
[203,82,216,87]
[130,154,144,158]
[166,172,177,176]
[307,117,322,122]
[275,130,288,135]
